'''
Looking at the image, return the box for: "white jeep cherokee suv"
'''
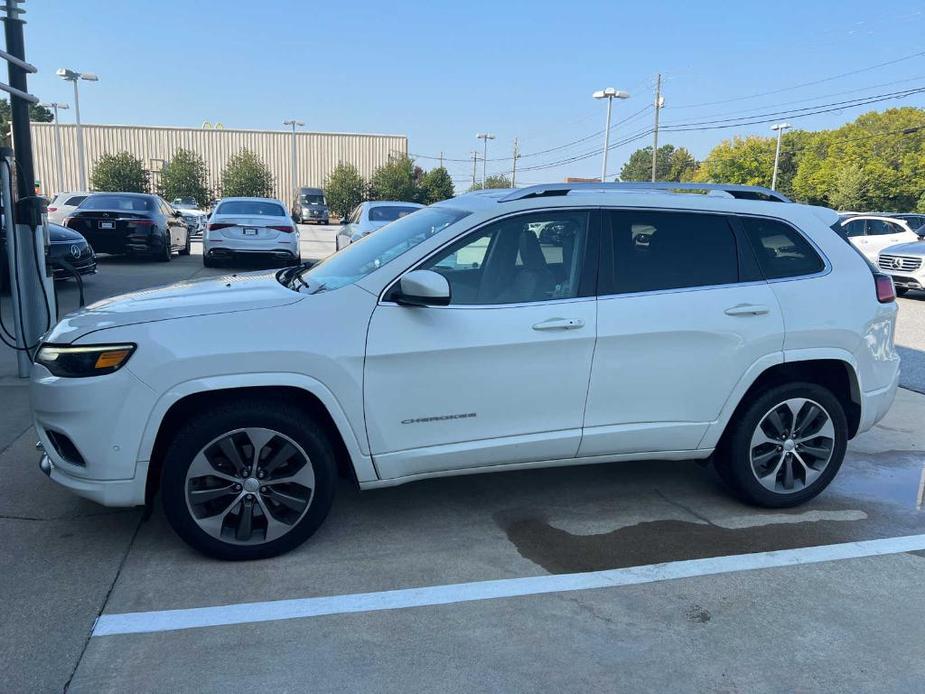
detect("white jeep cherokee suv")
[31,183,901,560]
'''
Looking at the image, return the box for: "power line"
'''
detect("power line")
[670,50,925,110]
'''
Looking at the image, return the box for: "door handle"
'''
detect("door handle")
[724,304,769,317]
[532,318,585,331]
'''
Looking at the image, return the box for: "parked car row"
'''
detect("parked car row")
[840,212,925,297]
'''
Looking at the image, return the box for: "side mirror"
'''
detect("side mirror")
[394,270,451,307]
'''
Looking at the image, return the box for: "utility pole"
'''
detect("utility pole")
[41,101,68,194]
[283,119,304,203]
[471,151,478,189]
[511,137,520,188]
[770,122,791,191]
[476,133,494,187]
[651,73,663,182]
[438,151,443,169]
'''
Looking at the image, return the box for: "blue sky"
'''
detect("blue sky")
[23,0,925,188]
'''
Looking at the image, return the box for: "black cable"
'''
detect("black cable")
[57,258,85,308]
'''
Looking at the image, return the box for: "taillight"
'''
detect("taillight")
[269,225,295,233]
[208,222,233,231]
[125,219,156,227]
[48,206,58,212]
[875,273,896,303]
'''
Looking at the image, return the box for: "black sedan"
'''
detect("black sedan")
[48,223,97,279]
[65,192,190,262]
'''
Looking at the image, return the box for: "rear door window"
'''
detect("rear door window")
[739,216,825,279]
[603,210,739,294]
[841,219,866,238]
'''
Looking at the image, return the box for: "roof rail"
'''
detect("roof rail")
[498,182,792,203]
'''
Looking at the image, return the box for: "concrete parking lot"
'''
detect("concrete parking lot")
[2,225,925,692]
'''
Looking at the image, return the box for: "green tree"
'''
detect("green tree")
[620,144,698,182]
[324,162,367,219]
[468,174,511,191]
[90,151,149,192]
[418,166,454,204]
[369,155,417,201]
[0,99,53,146]
[220,148,274,198]
[158,148,210,207]
[693,135,777,188]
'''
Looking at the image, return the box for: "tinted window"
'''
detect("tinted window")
[80,195,154,211]
[866,219,898,236]
[841,219,866,238]
[741,217,824,279]
[606,211,738,294]
[369,206,419,222]
[64,195,87,206]
[420,211,589,305]
[216,200,286,216]
[301,194,325,205]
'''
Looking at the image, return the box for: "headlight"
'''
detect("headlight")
[35,343,136,378]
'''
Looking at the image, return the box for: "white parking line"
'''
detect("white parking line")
[92,533,925,637]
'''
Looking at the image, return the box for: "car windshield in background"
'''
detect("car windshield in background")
[294,207,469,292]
[301,195,325,205]
[216,200,286,216]
[369,205,419,222]
[80,195,154,211]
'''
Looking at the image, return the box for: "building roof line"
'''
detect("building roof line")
[29,121,407,140]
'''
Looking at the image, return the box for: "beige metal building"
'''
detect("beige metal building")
[29,122,408,201]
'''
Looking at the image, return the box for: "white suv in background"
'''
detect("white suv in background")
[839,214,921,261]
[31,182,900,560]
[46,191,90,224]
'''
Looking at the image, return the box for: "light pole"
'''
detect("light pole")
[593,87,630,182]
[283,119,304,202]
[41,101,69,194]
[770,122,791,191]
[56,68,98,191]
[476,133,494,187]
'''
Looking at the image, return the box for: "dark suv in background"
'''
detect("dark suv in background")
[65,193,191,262]
[292,187,329,224]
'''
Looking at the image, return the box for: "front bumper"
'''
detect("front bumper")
[38,452,148,506]
[31,362,156,507]
[52,257,97,279]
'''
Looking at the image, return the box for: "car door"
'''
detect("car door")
[865,218,910,259]
[580,209,785,457]
[364,209,599,480]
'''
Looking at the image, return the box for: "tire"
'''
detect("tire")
[156,234,172,262]
[896,287,909,297]
[161,397,337,560]
[179,231,191,256]
[203,255,217,268]
[714,382,847,508]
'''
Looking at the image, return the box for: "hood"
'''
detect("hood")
[48,225,86,243]
[44,270,303,343]
[881,241,925,256]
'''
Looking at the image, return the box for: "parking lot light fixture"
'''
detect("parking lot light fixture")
[56,68,99,191]
[41,101,69,194]
[770,122,791,191]
[593,87,630,182]
[283,119,305,203]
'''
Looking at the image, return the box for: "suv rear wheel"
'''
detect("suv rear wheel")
[161,398,336,560]
[715,382,847,507]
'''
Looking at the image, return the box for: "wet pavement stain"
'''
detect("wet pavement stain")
[686,605,711,623]
[496,511,913,574]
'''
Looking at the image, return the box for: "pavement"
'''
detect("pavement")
[2,226,925,692]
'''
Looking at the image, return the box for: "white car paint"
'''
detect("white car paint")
[46,191,90,224]
[203,197,299,264]
[840,215,920,262]
[32,188,900,521]
[335,201,424,250]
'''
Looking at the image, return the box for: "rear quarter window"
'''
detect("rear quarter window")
[740,217,825,279]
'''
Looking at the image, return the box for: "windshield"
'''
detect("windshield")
[301,194,325,205]
[369,205,419,222]
[217,200,286,216]
[292,207,470,292]
[80,195,154,211]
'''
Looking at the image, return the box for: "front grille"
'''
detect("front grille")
[879,255,922,272]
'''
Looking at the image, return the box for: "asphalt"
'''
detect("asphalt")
[1,224,924,692]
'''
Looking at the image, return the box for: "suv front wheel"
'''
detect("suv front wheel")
[161,398,336,560]
[716,382,848,507]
